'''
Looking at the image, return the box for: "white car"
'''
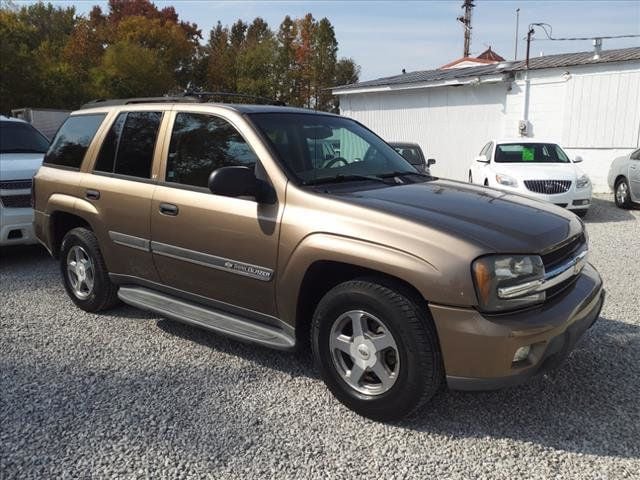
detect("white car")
[0,116,49,246]
[607,148,640,209]
[468,139,592,217]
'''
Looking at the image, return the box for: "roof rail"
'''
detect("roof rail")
[79,91,285,110]
[80,96,200,109]
[186,91,285,106]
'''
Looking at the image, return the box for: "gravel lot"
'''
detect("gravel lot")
[1,195,639,479]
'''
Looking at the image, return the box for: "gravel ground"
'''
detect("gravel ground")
[1,195,639,479]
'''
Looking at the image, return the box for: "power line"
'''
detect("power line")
[529,23,640,42]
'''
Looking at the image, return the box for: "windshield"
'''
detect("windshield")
[0,122,49,154]
[495,143,570,163]
[249,113,417,184]
[392,145,424,165]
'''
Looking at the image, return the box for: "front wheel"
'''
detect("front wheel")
[311,279,443,421]
[615,178,632,209]
[60,227,119,312]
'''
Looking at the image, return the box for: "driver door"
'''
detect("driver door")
[149,111,281,316]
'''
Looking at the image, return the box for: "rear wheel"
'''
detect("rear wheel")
[60,227,119,312]
[615,178,632,209]
[311,279,443,421]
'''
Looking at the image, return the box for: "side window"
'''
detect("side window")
[631,149,640,160]
[44,114,106,169]
[94,113,126,173]
[94,111,162,178]
[166,112,259,188]
[480,142,493,158]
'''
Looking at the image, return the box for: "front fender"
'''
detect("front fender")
[277,233,446,326]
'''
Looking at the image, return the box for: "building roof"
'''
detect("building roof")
[333,46,640,93]
[477,47,505,62]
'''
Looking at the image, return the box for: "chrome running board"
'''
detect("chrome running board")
[117,286,295,350]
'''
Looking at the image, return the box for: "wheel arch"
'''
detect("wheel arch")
[49,210,93,258]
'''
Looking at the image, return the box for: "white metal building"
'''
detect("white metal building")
[333,47,640,192]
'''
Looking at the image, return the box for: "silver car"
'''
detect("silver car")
[608,148,640,208]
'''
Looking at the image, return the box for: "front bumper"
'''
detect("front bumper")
[499,183,592,210]
[430,263,604,390]
[0,206,37,246]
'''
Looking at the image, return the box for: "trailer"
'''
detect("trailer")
[10,108,71,140]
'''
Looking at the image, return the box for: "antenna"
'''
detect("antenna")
[457,0,475,57]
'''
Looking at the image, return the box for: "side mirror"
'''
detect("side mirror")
[427,158,436,167]
[475,155,489,164]
[208,166,275,203]
[573,155,583,163]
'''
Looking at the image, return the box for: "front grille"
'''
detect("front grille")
[0,179,32,190]
[541,233,586,271]
[0,194,31,208]
[524,179,571,194]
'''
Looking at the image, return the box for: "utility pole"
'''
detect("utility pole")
[514,8,520,60]
[457,0,475,57]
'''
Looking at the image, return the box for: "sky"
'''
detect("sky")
[19,0,640,80]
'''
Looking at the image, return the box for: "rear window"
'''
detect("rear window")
[495,143,570,163]
[44,114,106,169]
[0,122,49,154]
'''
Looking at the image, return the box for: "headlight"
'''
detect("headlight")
[495,173,518,187]
[472,255,545,312]
[576,174,590,189]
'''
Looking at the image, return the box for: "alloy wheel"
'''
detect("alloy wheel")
[329,310,400,395]
[66,245,95,300]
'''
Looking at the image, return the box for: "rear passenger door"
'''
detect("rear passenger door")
[81,110,165,282]
[149,111,280,317]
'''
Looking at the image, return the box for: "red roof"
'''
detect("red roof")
[477,47,505,62]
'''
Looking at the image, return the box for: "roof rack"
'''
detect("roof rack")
[80,91,285,110]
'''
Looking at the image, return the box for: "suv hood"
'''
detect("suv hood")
[332,179,583,253]
[0,153,44,181]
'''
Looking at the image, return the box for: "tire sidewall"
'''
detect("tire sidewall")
[615,179,630,208]
[312,283,437,419]
[60,229,110,311]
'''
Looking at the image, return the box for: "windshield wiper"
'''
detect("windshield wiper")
[378,170,430,178]
[303,174,392,186]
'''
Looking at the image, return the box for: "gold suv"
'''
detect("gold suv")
[33,98,604,420]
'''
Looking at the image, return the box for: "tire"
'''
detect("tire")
[60,227,119,312]
[614,178,632,209]
[311,279,443,421]
[484,179,489,186]
[574,209,588,218]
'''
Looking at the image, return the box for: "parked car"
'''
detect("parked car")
[0,115,49,246]
[468,139,592,217]
[34,99,604,421]
[607,148,640,209]
[388,142,435,174]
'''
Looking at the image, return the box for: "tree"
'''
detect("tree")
[236,18,276,98]
[313,18,337,110]
[275,15,297,105]
[332,58,360,113]
[205,21,234,92]
[294,13,316,107]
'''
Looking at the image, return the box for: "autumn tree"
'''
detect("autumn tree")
[275,15,297,105]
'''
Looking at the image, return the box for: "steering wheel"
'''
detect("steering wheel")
[323,157,349,168]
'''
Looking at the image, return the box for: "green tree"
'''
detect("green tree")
[236,18,276,98]
[332,58,360,112]
[313,18,338,110]
[294,13,316,108]
[275,15,297,105]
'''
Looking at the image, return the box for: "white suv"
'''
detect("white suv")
[0,116,49,246]
[468,139,592,217]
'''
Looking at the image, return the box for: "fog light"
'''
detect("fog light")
[513,345,531,363]
[573,199,590,206]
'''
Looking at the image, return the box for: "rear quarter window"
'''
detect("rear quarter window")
[44,114,106,169]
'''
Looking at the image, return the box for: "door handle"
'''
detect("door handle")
[85,189,100,200]
[159,202,179,216]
